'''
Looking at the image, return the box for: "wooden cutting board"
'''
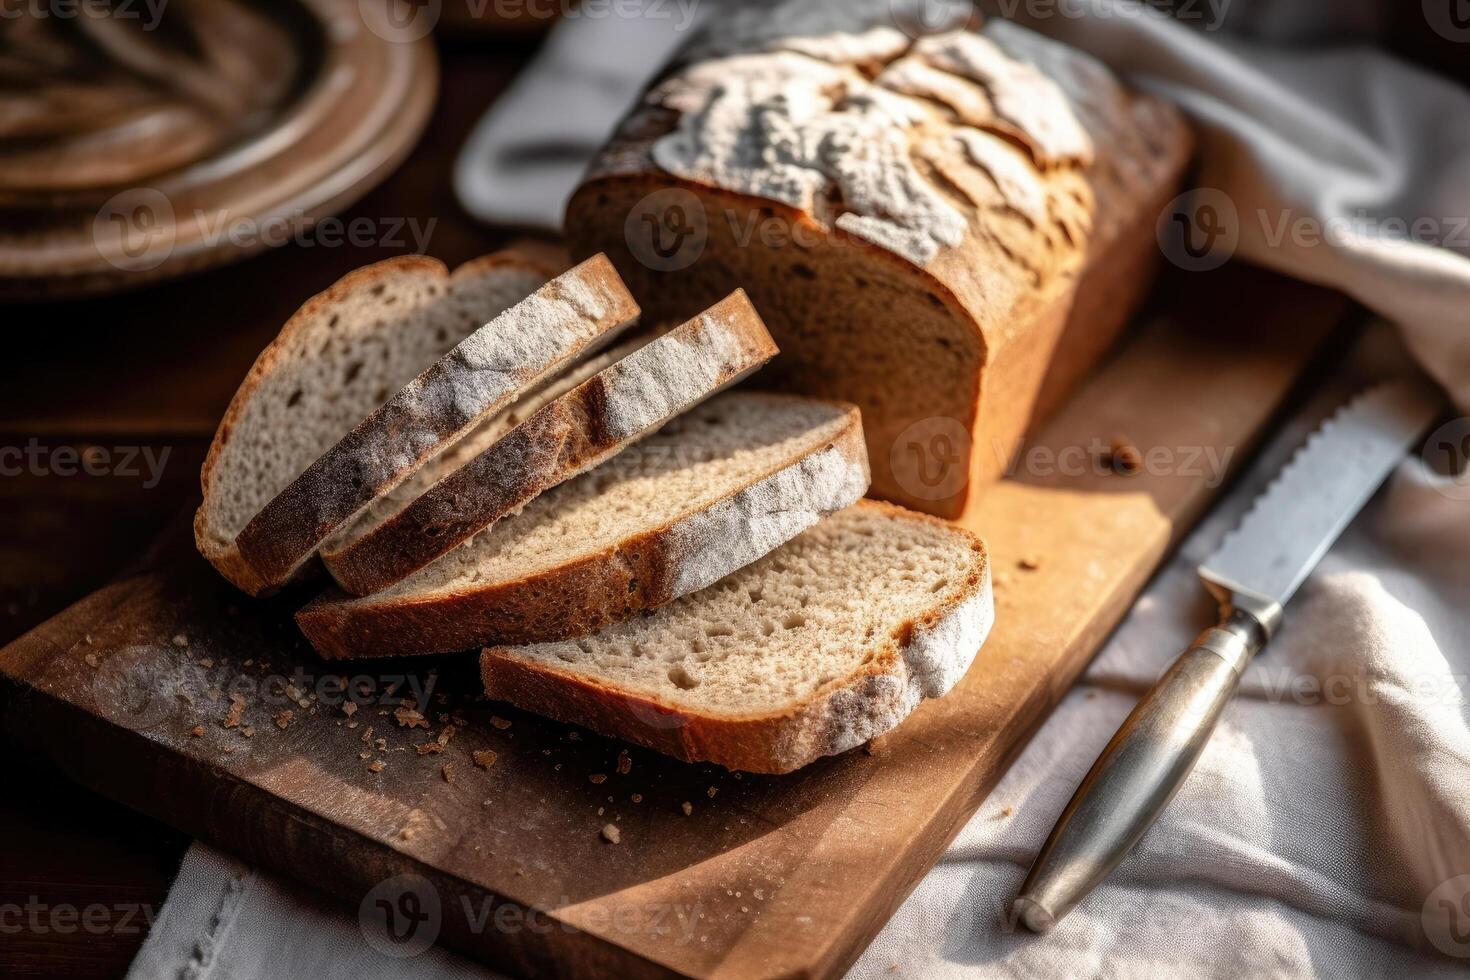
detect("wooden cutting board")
[0,266,1344,979]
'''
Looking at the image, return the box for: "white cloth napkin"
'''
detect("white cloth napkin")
[131,2,1470,976]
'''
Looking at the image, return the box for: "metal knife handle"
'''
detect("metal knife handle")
[1013,610,1267,933]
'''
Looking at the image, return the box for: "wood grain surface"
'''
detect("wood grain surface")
[0,264,1347,979]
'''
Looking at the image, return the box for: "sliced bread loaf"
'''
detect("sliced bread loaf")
[480,501,993,774]
[230,253,640,593]
[295,392,869,659]
[321,290,779,595]
[195,248,562,595]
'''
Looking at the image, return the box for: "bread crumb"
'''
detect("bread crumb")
[84,652,101,668]
[241,727,255,738]
[631,793,642,804]
[1104,435,1143,474]
[361,725,374,743]
[616,750,632,775]
[601,824,621,844]
[274,710,293,730]
[360,751,373,760]
[416,741,444,756]
[368,760,385,773]
[490,716,512,730]
[707,786,718,798]
[222,695,246,729]
[442,764,457,785]
[681,802,693,816]
[589,773,607,784]
[1001,805,1015,818]
[472,749,498,770]
[394,705,429,729]
[189,725,205,737]
[172,634,188,647]
[198,659,214,669]
[436,726,456,747]
[343,702,358,717]
[1018,555,1042,571]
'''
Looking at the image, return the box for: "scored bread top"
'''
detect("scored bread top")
[294,393,870,659]
[481,500,993,773]
[321,290,779,596]
[194,248,560,595]
[230,253,640,593]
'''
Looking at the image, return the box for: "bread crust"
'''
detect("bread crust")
[196,249,567,595]
[479,501,993,774]
[320,289,779,595]
[293,396,869,659]
[229,253,640,593]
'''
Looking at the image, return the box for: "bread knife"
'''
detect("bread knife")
[1013,380,1445,933]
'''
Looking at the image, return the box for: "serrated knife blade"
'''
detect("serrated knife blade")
[1199,382,1445,616]
[1015,380,1446,934]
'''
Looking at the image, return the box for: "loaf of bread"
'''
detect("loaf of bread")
[566,3,1191,518]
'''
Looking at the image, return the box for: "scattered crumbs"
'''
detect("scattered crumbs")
[368,760,385,773]
[359,751,373,760]
[1001,805,1015,818]
[172,634,188,647]
[189,725,205,738]
[483,799,493,807]
[416,741,444,756]
[630,793,642,804]
[589,774,607,785]
[342,702,358,718]
[754,888,764,900]
[601,824,621,844]
[394,705,428,729]
[490,716,512,730]
[554,764,562,772]
[241,727,255,738]
[243,659,254,667]
[274,710,294,730]
[198,659,214,669]
[1106,434,1143,474]
[681,802,693,816]
[472,749,498,770]
[732,772,742,780]
[1085,690,1098,700]
[361,725,374,743]
[597,806,605,816]
[82,634,93,645]
[347,721,360,729]
[436,726,456,747]
[567,731,580,741]
[375,738,386,751]
[205,687,222,704]
[84,652,101,669]
[221,746,234,755]
[400,828,414,842]
[741,906,749,914]
[442,764,457,785]
[222,695,247,729]
[1018,554,1042,572]
[707,787,718,799]
[616,750,632,775]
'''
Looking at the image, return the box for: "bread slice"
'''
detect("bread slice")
[321,290,779,595]
[195,248,562,595]
[295,393,869,659]
[230,253,640,593]
[481,501,992,774]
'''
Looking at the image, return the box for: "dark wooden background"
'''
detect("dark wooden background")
[2,8,1464,978]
